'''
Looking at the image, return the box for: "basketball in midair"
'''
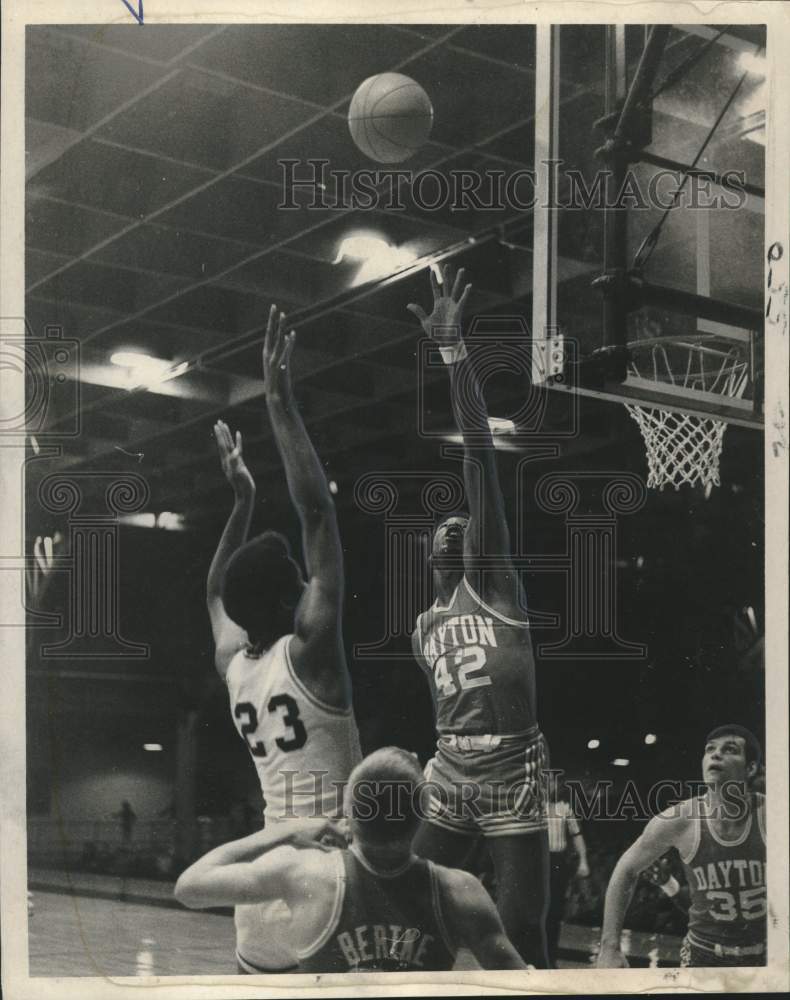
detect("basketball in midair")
[348,73,434,164]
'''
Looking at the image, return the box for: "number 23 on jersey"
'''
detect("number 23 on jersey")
[234,694,307,758]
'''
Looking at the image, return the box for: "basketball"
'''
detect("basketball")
[348,73,434,163]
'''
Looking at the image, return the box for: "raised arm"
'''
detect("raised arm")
[598,810,688,967]
[206,421,256,678]
[262,306,350,710]
[174,817,344,909]
[408,266,523,617]
[441,868,527,970]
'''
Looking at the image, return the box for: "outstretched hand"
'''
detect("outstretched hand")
[263,304,295,402]
[213,420,255,499]
[407,264,472,345]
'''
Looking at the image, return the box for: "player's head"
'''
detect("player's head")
[702,724,761,786]
[221,531,306,648]
[430,512,470,567]
[345,747,424,858]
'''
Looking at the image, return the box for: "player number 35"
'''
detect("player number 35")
[433,646,492,697]
[707,886,767,922]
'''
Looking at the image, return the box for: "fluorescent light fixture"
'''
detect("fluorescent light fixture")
[738,51,766,77]
[644,733,658,745]
[328,480,339,495]
[156,511,186,531]
[111,351,179,390]
[488,416,516,436]
[156,361,189,385]
[587,739,600,749]
[119,512,186,531]
[119,512,157,529]
[143,743,163,752]
[111,351,168,371]
[612,758,630,767]
[334,233,417,285]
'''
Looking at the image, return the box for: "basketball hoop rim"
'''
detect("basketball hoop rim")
[626,332,750,362]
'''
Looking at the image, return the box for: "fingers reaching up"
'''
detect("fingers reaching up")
[407,264,472,337]
[263,305,296,398]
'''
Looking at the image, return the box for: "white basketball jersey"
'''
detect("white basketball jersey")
[225,634,361,821]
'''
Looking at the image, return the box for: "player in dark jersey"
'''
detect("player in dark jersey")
[407,266,550,967]
[175,747,527,972]
[598,725,766,967]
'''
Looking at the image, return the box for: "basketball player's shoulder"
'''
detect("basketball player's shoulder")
[649,796,702,859]
[655,795,698,822]
[461,575,528,627]
[256,844,341,893]
[650,796,698,843]
[429,860,482,904]
[299,845,344,878]
[224,642,250,688]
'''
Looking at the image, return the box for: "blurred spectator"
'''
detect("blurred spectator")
[114,801,137,845]
[546,772,590,967]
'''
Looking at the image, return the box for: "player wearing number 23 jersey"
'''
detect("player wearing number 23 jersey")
[225,634,361,822]
[206,309,360,972]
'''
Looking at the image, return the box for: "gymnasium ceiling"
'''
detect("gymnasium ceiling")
[24,23,766,524]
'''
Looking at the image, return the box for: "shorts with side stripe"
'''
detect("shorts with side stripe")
[422,727,549,838]
[679,935,766,968]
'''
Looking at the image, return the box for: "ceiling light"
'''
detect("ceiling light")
[143,743,163,752]
[488,417,516,436]
[334,232,417,285]
[328,480,339,495]
[334,234,393,262]
[644,733,657,745]
[156,511,186,531]
[111,351,172,390]
[612,758,630,767]
[119,512,157,529]
[111,351,167,371]
[587,739,600,749]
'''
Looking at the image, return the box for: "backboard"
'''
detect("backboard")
[530,24,765,433]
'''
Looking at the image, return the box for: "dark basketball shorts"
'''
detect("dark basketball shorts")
[422,724,549,837]
[680,934,766,968]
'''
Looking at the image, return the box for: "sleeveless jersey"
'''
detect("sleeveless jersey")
[412,576,536,735]
[298,847,456,972]
[680,794,766,950]
[225,635,361,821]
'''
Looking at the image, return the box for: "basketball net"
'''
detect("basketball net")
[624,338,749,491]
